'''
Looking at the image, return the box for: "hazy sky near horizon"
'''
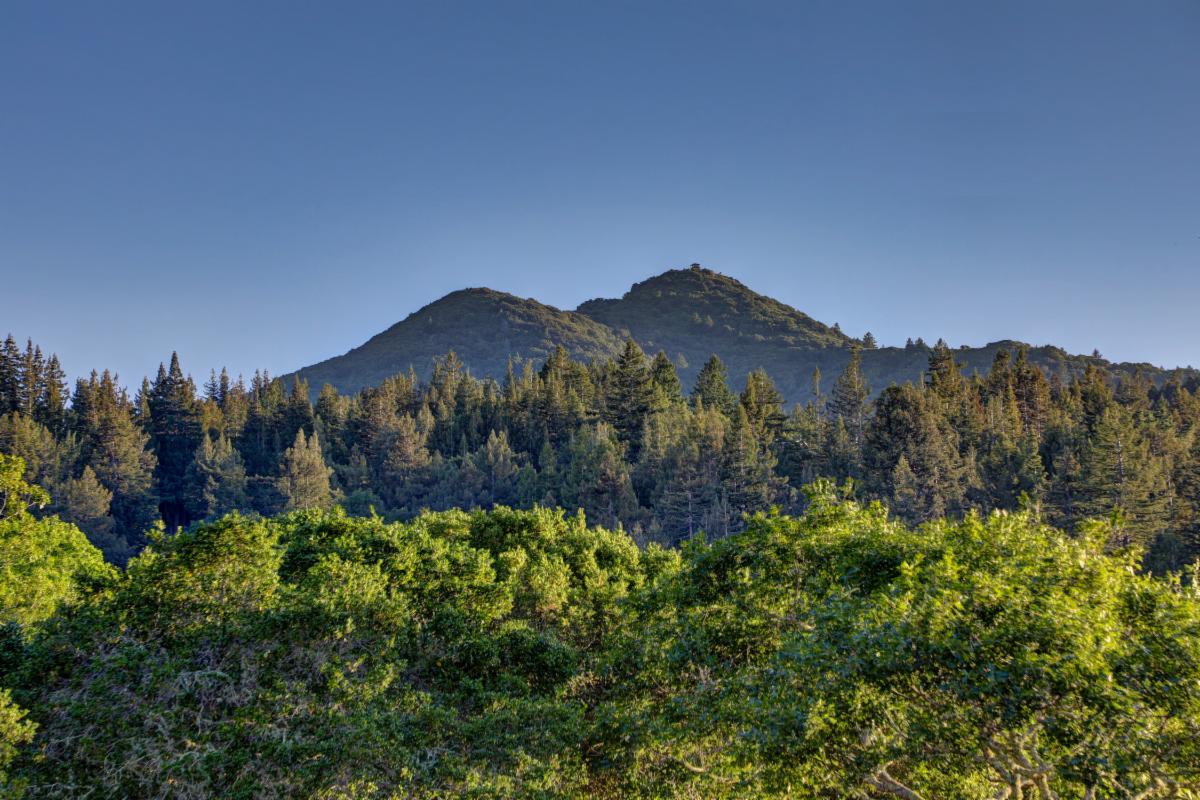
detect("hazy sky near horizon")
[2,1,1198,386]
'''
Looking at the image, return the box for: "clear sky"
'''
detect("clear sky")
[2,1,1198,386]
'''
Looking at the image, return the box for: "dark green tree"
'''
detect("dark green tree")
[829,345,870,448]
[147,353,204,529]
[690,354,736,415]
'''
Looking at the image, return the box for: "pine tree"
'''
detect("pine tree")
[147,353,203,529]
[54,466,122,559]
[277,430,333,511]
[185,435,248,520]
[0,412,69,490]
[648,351,683,410]
[561,424,639,530]
[37,354,69,435]
[691,354,736,415]
[71,371,158,552]
[1078,405,1171,547]
[18,341,44,418]
[739,369,785,442]
[380,414,431,510]
[890,454,920,522]
[830,346,870,448]
[866,384,967,521]
[605,340,652,453]
[721,405,783,534]
[480,429,519,506]
[0,337,20,415]
[926,339,966,402]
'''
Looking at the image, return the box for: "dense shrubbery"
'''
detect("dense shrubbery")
[2,462,1198,799]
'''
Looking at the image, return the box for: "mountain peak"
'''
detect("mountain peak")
[285,267,1187,403]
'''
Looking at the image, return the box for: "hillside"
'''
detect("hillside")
[288,266,1192,402]
[289,288,624,396]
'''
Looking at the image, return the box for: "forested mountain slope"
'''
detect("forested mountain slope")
[288,266,1193,403]
[290,288,625,396]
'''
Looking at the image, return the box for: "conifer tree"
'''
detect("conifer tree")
[38,354,69,436]
[649,351,683,409]
[277,430,333,511]
[147,353,204,528]
[184,435,248,520]
[481,429,519,506]
[562,424,639,530]
[605,340,653,453]
[70,371,158,557]
[18,341,44,418]
[54,466,119,556]
[691,354,736,415]
[830,345,870,447]
[890,454,920,522]
[1078,404,1171,547]
[0,337,20,415]
[739,369,785,443]
[721,405,783,533]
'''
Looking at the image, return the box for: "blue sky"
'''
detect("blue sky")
[2,1,1198,386]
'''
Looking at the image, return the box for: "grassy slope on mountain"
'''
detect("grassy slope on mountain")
[289,289,624,395]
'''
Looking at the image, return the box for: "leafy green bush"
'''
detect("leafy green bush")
[4,482,1199,798]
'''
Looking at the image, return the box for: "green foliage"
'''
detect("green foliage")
[596,487,1200,799]
[278,429,334,511]
[9,506,648,798]
[0,690,35,794]
[2,494,1199,798]
[0,458,113,629]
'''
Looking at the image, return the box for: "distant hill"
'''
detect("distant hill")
[289,288,624,397]
[287,266,1193,402]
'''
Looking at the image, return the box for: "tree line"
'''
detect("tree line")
[2,332,1199,569]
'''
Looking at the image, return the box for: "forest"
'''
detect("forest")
[1,332,1198,571]
[3,332,1200,797]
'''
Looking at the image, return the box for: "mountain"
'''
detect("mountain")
[289,288,624,396]
[288,266,1192,402]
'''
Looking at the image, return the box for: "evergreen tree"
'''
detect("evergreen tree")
[480,429,519,506]
[810,366,824,412]
[866,384,967,521]
[648,351,683,409]
[830,345,870,447]
[0,337,19,415]
[605,340,653,453]
[54,466,124,560]
[380,414,432,511]
[720,405,783,534]
[71,371,158,554]
[184,435,248,520]
[277,430,333,511]
[890,454,920,521]
[739,369,785,442]
[562,424,639,530]
[147,353,203,529]
[18,341,44,418]
[691,354,736,415]
[37,354,69,436]
[1078,404,1171,547]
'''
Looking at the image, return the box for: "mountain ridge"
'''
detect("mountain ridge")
[287,265,1195,402]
